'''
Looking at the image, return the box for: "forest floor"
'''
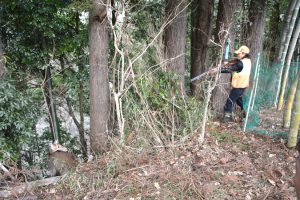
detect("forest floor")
[1,110,298,200]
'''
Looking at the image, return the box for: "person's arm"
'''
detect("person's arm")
[221,60,243,73]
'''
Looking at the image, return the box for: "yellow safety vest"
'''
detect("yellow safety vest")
[231,58,251,88]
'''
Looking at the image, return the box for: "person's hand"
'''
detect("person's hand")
[208,68,217,75]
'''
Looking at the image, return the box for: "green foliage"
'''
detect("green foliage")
[110,0,204,144]
[123,69,204,144]
[128,0,164,42]
[62,66,90,113]
[141,71,180,110]
[243,59,300,138]
[210,130,239,143]
[1,0,88,72]
[0,0,293,174]
[0,78,40,161]
[0,0,90,168]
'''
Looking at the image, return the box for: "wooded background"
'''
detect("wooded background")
[0,0,299,174]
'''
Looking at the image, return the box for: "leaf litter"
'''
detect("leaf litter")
[3,110,298,199]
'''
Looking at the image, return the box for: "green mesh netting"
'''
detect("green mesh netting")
[243,59,300,138]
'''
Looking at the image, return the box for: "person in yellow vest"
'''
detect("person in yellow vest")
[220,45,251,122]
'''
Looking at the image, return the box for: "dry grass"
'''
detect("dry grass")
[33,121,298,200]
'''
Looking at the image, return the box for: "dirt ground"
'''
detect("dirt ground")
[1,109,298,199]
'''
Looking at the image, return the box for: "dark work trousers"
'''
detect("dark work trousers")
[224,88,246,113]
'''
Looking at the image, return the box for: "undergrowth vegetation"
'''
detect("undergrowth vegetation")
[42,124,297,199]
[122,69,205,147]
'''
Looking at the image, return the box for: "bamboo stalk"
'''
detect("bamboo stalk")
[276,0,298,62]
[275,0,300,109]
[283,77,298,128]
[278,17,300,110]
[287,74,300,148]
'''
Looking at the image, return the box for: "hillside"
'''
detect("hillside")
[4,121,296,200]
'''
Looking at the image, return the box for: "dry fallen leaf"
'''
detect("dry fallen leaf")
[154,182,160,190]
[268,179,276,186]
[226,175,239,183]
[219,157,229,164]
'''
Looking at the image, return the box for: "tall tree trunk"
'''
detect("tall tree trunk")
[60,55,88,158]
[42,67,60,143]
[276,0,298,62]
[89,0,110,153]
[240,0,250,45]
[0,36,4,78]
[190,0,214,95]
[78,75,87,157]
[66,94,87,157]
[283,77,298,128]
[212,0,240,114]
[164,0,188,94]
[287,73,300,148]
[246,0,267,66]
[278,17,300,110]
[214,0,240,45]
[276,0,300,111]
[266,0,280,62]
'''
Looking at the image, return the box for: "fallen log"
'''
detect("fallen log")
[0,176,60,199]
[0,162,15,181]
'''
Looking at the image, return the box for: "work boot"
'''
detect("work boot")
[242,111,247,118]
[223,113,233,123]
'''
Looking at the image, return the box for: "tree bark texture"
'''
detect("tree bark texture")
[239,0,250,45]
[246,0,267,66]
[89,0,110,153]
[190,0,213,95]
[212,0,240,114]
[164,0,188,94]
[266,0,280,62]
[214,0,240,45]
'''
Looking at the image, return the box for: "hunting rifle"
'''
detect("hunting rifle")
[189,59,237,83]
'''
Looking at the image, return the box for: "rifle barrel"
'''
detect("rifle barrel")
[190,72,208,83]
[190,66,222,83]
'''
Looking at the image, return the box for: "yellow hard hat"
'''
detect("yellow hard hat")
[234,45,250,54]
